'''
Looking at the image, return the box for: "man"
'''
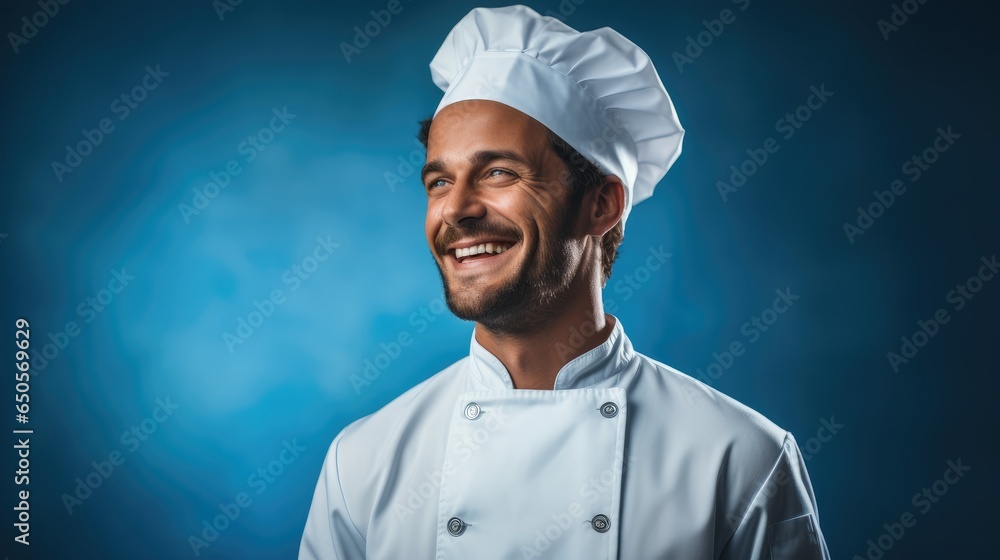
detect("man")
[301,5,830,559]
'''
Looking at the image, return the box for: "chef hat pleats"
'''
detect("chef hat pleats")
[429,4,684,229]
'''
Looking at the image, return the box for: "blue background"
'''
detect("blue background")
[1,0,997,558]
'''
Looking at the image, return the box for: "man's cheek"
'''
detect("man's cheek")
[518,182,563,210]
[425,222,443,256]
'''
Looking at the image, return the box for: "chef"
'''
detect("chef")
[301,5,831,559]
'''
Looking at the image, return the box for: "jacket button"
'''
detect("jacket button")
[447,516,467,536]
[591,514,611,533]
[464,402,481,420]
[599,402,618,418]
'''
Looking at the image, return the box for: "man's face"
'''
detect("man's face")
[422,100,585,333]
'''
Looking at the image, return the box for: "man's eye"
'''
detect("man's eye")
[487,168,513,178]
[428,179,447,189]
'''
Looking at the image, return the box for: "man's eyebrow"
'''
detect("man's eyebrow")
[420,150,532,183]
[421,159,447,183]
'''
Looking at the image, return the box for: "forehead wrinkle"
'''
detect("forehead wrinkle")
[424,102,554,177]
[469,149,534,169]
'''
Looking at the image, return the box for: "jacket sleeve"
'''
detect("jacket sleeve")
[718,433,831,560]
[299,431,367,560]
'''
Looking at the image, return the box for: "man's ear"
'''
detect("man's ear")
[583,175,626,237]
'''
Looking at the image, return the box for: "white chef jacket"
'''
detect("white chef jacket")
[300,317,830,559]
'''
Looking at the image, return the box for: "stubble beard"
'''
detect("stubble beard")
[435,214,579,335]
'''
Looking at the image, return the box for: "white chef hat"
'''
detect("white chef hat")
[429,4,684,230]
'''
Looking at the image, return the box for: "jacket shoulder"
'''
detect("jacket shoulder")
[630,352,790,490]
[630,352,802,547]
[634,352,787,444]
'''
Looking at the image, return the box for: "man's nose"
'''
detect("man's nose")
[442,178,487,227]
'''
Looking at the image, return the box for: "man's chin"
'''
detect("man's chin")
[435,258,538,329]
[444,286,507,319]
[442,289,496,321]
[444,284,550,334]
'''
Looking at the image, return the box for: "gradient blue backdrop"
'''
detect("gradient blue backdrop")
[2,0,997,558]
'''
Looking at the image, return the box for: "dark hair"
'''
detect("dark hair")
[417,117,624,285]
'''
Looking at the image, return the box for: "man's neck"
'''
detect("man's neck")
[474,290,615,390]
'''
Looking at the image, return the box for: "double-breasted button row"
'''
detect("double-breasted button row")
[463,401,618,420]
[450,401,617,537]
[446,514,612,536]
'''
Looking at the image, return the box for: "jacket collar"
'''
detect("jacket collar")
[467,315,635,390]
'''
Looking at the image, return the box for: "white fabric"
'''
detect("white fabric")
[300,318,831,559]
[429,5,685,230]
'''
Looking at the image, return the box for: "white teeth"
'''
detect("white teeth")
[455,242,512,260]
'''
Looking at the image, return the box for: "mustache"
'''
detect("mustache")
[435,221,523,255]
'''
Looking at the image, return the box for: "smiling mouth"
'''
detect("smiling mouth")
[451,241,514,264]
